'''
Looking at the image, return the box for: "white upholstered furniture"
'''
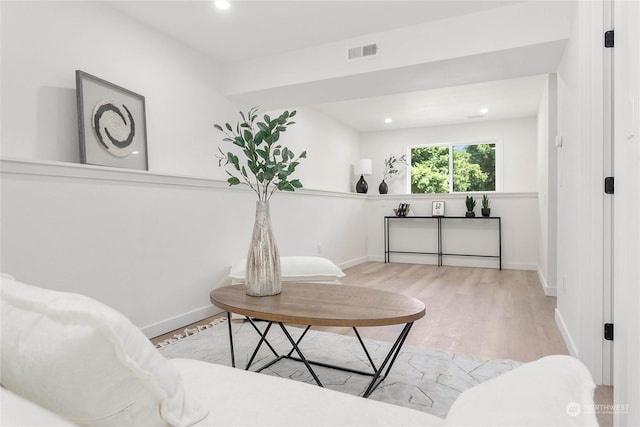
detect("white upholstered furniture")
[1,275,598,426]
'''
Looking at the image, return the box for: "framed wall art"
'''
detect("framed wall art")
[432,201,445,217]
[76,70,148,170]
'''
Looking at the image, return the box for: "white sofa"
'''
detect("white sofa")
[1,275,598,426]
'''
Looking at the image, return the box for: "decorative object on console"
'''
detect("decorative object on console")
[355,159,372,193]
[379,154,408,194]
[465,195,476,217]
[394,203,411,217]
[378,180,388,194]
[75,70,148,171]
[432,201,445,217]
[214,107,306,297]
[482,194,491,217]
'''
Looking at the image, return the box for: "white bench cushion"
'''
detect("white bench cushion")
[229,256,345,285]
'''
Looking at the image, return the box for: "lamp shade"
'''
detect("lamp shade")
[356,159,372,176]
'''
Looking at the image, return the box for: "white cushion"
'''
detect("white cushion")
[444,355,598,426]
[171,358,445,426]
[229,256,345,284]
[0,276,208,426]
[1,387,77,427]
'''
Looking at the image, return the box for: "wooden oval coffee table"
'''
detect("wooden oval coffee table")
[210,283,426,398]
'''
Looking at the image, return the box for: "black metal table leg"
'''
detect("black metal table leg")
[278,322,324,387]
[352,327,378,372]
[244,321,275,370]
[362,322,414,398]
[285,325,311,358]
[226,317,415,398]
[226,311,235,368]
[246,318,279,357]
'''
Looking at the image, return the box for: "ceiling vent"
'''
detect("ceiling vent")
[348,43,378,60]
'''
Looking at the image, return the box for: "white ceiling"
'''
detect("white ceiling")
[314,75,548,132]
[107,1,517,62]
[107,1,551,131]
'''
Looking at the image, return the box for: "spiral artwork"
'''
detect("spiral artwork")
[91,100,136,157]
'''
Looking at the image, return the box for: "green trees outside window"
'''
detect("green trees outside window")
[410,143,496,194]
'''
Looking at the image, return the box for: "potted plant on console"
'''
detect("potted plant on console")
[465,195,476,218]
[214,107,306,297]
[481,194,491,217]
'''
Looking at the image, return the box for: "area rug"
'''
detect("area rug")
[158,318,522,419]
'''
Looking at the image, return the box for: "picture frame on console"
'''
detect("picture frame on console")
[432,201,445,217]
[75,70,148,171]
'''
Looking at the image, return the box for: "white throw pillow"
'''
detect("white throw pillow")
[229,256,345,284]
[0,276,208,426]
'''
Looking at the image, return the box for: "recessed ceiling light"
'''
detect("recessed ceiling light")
[384,117,393,124]
[480,108,489,114]
[214,0,230,10]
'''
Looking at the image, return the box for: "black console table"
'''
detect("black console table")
[384,216,502,270]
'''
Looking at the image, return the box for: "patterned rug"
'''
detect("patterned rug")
[158,318,522,418]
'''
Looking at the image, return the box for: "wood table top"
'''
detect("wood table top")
[210,283,426,327]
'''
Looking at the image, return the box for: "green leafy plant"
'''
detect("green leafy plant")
[214,107,307,201]
[465,195,476,212]
[482,194,490,209]
[383,154,408,181]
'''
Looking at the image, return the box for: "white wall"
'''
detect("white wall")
[555,0,606,384]
[264,106,361,193]
[0,1,237,179]
[0,1,366,337]
[536,75,558,296]
[360,117,538,195]
[0,159,368,337]
[612,0,640,424]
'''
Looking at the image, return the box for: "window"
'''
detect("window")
[410,142,496,194]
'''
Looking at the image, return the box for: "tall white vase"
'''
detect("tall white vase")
[245,201,282,296]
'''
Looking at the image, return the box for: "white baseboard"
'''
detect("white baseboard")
[501,262,537,271]
[365,255,536,271]
[141,305,223,338]
[537,267,557,296]
[337,256,369,270]
[555,308,579,357]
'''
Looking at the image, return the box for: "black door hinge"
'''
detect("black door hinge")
[605,30,614,48]
[605,177,614,194]
[604,323,614,341]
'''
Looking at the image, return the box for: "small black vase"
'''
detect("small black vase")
[378,180,388,194]
[465,211,476,218]
[355,175,368,194]
[482,208,491,217]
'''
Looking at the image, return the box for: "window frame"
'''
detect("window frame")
[407,139,502,194]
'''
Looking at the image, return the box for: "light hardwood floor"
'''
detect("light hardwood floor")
[152,262,612,426]
[323,262,568,362]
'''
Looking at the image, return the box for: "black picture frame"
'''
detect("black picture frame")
[76,70,148,170]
